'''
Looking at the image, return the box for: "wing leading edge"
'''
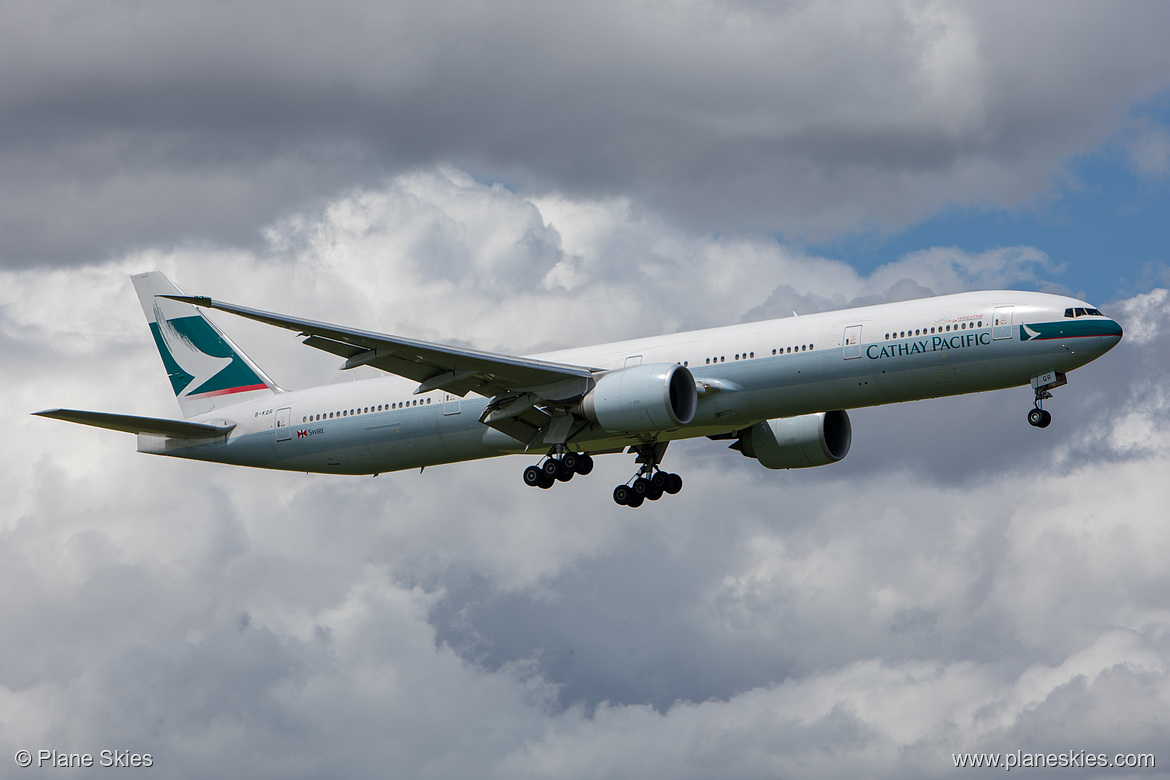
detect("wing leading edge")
[160,295,599,401]
[33,409,235,438]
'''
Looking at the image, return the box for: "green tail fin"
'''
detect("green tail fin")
[131,272,281,417]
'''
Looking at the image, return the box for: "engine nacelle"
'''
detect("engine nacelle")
[580,363,697,433]
[736,410,852,469]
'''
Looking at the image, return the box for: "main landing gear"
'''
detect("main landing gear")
[612,470,683,508]
[520,441,686,508]
[611,442,683,508]
[522,450,594,489]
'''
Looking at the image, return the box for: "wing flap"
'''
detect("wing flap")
[34,409,235,438]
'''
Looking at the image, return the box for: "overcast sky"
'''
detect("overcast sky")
[4,2,1170,778]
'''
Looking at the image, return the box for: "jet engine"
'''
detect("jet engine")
[733,410,852,469]
[580,363,698,433]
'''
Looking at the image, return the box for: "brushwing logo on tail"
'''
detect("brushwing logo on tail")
[151,303,266,398]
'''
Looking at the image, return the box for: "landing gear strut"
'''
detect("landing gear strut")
[522,450,594,489]
[612,442,683,508]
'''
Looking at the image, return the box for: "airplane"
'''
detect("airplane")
[35,271,1124,508]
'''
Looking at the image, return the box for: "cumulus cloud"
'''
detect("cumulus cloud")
[3,0,1170,267]
[3,175,1169,778]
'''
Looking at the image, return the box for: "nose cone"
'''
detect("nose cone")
[1097,318,1123,353]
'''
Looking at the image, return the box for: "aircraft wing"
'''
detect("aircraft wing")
[33,409,236,438]
[161,295,599,400]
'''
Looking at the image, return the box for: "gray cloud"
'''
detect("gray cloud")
[4,0,1170,268]
[4,176,1170,778]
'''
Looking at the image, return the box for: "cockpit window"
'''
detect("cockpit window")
[1066,307,1105,318]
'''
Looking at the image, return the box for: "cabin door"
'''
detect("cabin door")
[842,325,863,359]
[275,407,292,441]
[992,306,1014,340]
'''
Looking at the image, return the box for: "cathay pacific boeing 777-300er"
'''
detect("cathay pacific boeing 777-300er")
[36,272,1123,507]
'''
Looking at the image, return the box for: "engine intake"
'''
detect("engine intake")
[580,363,697,433]
[735,410,852,469]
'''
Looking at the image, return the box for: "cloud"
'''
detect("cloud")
[1128,122,1170,179]
[4,174,1169,777]
[3,0,1170,267]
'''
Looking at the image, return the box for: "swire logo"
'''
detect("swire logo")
[297,428,324,438]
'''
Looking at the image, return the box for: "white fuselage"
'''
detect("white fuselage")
[140,290,1123,474]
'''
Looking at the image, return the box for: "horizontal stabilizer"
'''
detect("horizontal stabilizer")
[34,409,235,438]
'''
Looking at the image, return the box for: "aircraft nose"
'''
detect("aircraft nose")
[1099,318,1123,351]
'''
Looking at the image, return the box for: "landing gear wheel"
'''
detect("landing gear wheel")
[627,494,645,508]
[542,458,564,480]
[1038,409,1052,428]
[632,478,651,498]
[561,452,580,473]
[1027,408,1052,428]
[650,471,668,490]
[664,473,683,494]
[523,465,544,487]
[613,485,631,506]
[537,471,554,489]
[646,484,664,501]
[576,454,594,475]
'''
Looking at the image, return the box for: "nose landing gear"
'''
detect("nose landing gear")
[1027,370,1065,428]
